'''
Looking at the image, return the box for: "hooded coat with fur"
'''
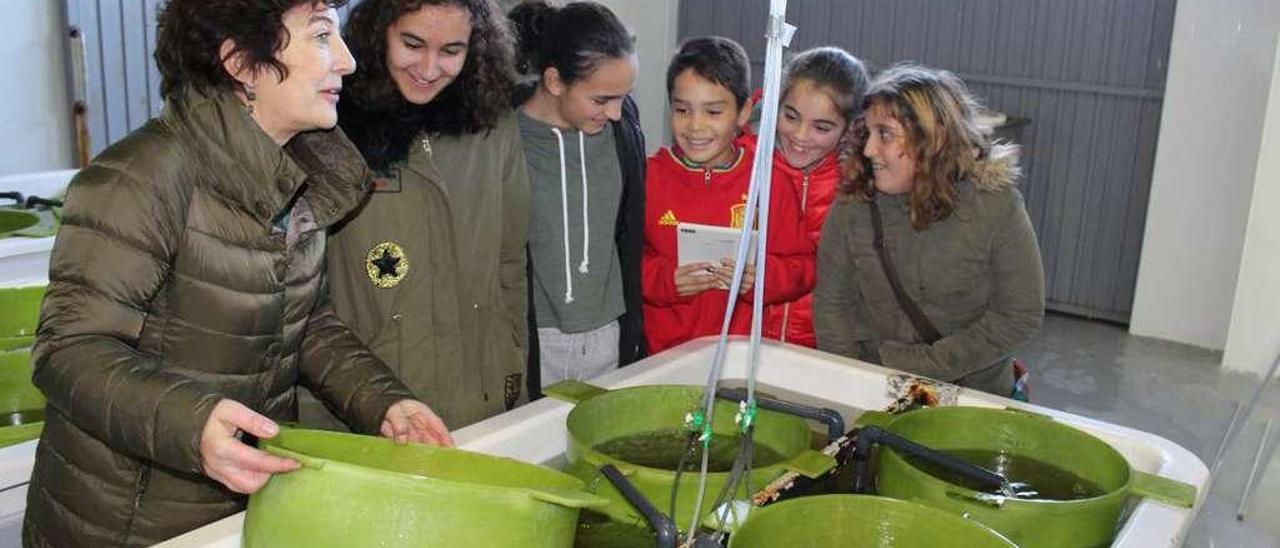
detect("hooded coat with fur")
[812,150,1044,396]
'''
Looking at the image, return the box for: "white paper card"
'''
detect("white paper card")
[677,222,758,267]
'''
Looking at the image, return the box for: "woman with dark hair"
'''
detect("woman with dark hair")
[508,1,644,393]
[813,64,1045,397]
[24,1,451,545]
[312,0,530,431]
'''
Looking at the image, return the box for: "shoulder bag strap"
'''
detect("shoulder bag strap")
[867,198,944,344]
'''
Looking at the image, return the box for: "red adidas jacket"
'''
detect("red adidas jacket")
[761,150,842,347]
[642,135,815,354]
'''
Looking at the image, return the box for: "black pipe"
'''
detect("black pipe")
[850,428,874,494]
[598,464,678,548]
[850,425,1007,494]
[0,191,22,205]
[691,534,726,547]
[715,387,844,442]
[25,196,62,209]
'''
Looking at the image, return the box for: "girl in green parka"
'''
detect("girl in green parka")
[813,64,1045,397]
[307,0,531,431]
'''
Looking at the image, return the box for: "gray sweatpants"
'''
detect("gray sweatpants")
[538,320,620,388]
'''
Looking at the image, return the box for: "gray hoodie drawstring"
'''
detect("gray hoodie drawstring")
[551,127,573,303]
[549,128,591,304]
[576,130,591,276]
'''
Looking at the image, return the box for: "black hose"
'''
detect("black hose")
[851,425,1007,494]
[599,464,678,548]
[704,427,754,545]
[716,387,844,442]
[25,196,63,209]
[670,430,699,524]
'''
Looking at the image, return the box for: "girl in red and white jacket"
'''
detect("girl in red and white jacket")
[643,37,815,354]
[760,47,869,348]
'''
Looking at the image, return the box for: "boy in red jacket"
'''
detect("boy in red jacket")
[642,37,815,354]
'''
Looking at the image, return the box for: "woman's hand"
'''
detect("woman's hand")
[380,400,454,447]
[200,399,299,494]
[674,262,720,297]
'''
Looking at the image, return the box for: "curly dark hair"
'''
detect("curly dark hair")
[154,0,349,104]
[339,0,516,172]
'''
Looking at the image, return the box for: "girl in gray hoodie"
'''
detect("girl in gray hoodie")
[510,1,647,392]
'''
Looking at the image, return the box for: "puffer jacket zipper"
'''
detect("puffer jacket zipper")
[778,170,812,342]
[118,465,152,545]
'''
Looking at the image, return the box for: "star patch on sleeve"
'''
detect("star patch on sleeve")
[365,241,409,288]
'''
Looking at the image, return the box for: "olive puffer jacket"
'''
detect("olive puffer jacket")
[813,150,1045,396]
[23,89,416,547]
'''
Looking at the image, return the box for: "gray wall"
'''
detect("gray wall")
[63,0,361,159]
[681,0,1177,322]
[0,3,74,176]
[64,0,165,160]
[1131,0,1280,350]
[1223,40,1280,372]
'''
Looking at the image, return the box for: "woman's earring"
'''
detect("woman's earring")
[244,85,257,114]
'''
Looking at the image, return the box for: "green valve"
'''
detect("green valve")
[686,409,716,445]
[684,410,713,447]
[684,410,706,432]
[735,400,759,433]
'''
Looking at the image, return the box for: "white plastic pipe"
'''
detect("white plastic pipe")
[688,0,796,539]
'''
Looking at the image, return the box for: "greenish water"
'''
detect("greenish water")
[4,408,43,426]
[904,449,1106,500]
[593,429,787,472]
[574,511,656,548]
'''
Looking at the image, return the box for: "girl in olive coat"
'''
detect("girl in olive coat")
[311,0,530,431]
[813,65,1045,396]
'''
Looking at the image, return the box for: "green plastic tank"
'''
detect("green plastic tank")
[729,495,1015,547]
[0,285,43,351]
[0,209,39,238]
[861,407,1197,547]
[546,382,835,532]
[0,349,43,448]
[244,428,608,547]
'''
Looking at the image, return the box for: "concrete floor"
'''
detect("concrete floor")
[1020,313,1280,547]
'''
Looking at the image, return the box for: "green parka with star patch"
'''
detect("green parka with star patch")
[305,111,530,431]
